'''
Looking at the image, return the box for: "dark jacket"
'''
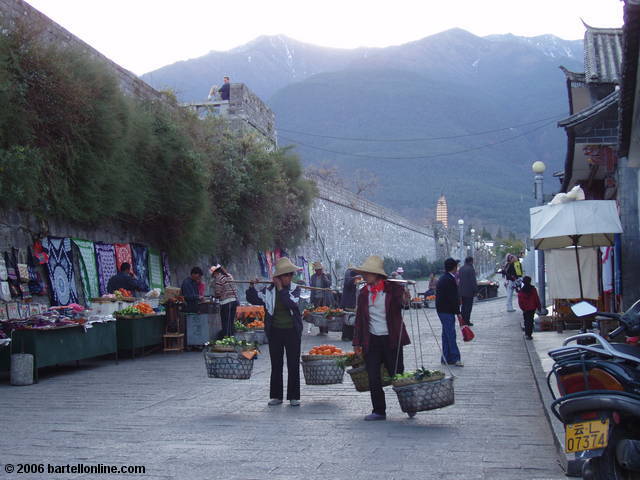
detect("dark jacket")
[310,272,332,307]
[246,284,302,339]
[458,263,478,298]
[436,273,461,314]
[219,82,230,100]
[502,262,521,281]
[353,281,410,353]
[181,277,201,313]
[107,272,144,294]
[340,269,358,309]
[518,287,541,312]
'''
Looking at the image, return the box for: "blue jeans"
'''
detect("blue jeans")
[438,312,461,364]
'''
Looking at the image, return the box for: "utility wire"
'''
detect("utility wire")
[278,119,556,161]
[277,112,565,143]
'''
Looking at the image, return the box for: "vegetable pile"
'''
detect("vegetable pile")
[392,368,444,385]
[307,344,352,356]
[114,302,155,316]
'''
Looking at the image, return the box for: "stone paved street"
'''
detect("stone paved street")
[0,299,564,480]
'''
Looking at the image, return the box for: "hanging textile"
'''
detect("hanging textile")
[72,239,100,301]
[43,237,79,306]
[148,249,164,291]
[131,244,150,291]
[33,240,49,264]
[265,250,274,278]
[257,252,268,278]
[161,252,171,287]
[94,242,117,296]
[297,256,311,285]
[114,243,133,271]
[546,247,599,300]
[601,246,613,294]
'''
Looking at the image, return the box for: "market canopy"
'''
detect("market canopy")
[530,200,622,250]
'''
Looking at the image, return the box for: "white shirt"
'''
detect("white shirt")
[368,290,388,336]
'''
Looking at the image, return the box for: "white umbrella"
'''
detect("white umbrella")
[530,200,622,299]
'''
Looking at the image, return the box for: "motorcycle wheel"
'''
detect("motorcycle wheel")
[583,428,640,480]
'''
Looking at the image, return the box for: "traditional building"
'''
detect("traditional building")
[557,24,622,199]
[435,194,449,228]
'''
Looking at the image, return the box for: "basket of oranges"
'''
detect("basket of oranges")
[301,345,349,385]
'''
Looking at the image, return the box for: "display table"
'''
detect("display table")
[115,313,165,358]
[184,313,221,347]
[236,305,265,321]
[10,322,117,383]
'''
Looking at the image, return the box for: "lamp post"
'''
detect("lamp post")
[470,228,475,259]
[458,219,464,261]
[532,161,547,313]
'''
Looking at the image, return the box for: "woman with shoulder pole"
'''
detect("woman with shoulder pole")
[353,255,411,421]
[246,257,303,407]
[210,264,239,339]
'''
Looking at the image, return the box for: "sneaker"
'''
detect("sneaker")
[507,309,516,312]
[268,399,283,406]
[525,335,533,340]
[467,322,474,326]
[290,399,300,407]
[364,413,386,421]
[454,361,464,367]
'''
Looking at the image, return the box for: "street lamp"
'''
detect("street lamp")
[532,161,547,313]
[470,228,475,259]
[458,219,464,262]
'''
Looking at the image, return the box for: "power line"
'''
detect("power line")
[278,119,556,161]
[277,113,565,143]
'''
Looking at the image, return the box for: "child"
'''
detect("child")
[517,276,541,340]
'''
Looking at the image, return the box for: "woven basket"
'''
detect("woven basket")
[301,358,345,385]
[311,313,327,327]
[301,354,347,362]
[391,372,445,387]
[234,331,256,343]
[204,351,254,379]
[347,365,392,392]
[211,345,235,352]
[392,376,454,416]
[326,314,345,332]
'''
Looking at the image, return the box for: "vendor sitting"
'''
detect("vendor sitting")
[181,267,204,313]
[107,263,145,294]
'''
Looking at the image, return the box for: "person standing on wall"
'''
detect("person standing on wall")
[458,256,478,326]
[219,76,231,101]
[246,257,303,407]
[210,264,238,339]
[310,261,332,336]
[352,255,410,421]
[436,258,464,367]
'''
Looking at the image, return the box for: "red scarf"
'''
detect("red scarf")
[366,279,385,304]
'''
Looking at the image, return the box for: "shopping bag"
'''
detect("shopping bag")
[460,325,475,342]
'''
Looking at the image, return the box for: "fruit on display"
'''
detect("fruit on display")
[307,344,352,356]
[246,319,264,329]
[313,306,330,313]
[115,302,155,316]
[114,288,133,298]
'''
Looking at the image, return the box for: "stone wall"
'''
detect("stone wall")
[228,83,277,145]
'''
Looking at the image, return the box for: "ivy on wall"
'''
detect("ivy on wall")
[0,21,314,261]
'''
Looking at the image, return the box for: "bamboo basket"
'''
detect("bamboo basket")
[392,376,454,417]
[347,365,392,392]
[204,351,254,379]
[301,358,345,385]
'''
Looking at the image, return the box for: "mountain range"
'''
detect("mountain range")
[141,29,584,237]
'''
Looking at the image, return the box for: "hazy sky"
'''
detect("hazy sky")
[27,0,623,75]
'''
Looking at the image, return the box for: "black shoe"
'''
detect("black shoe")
[467,322,474,326]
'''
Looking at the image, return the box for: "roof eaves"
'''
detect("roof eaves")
[558,90,620,128]
[618,1,640,157]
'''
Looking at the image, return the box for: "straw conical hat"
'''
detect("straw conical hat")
[273,257,301,277]
[354,255,387,277]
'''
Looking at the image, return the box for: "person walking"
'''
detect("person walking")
[340,266,359,341]
[310,261,332,336]
[210,264,238,339]
[458,256,478,326]
[518,276,541,340]
[353,255,410,421]
[246,257,303,407]
[502,254,522,312]
[436,258,464,367]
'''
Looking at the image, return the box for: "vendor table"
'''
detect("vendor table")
[10,322,117,383]
[115,314,166,358]
[236,305,265,321]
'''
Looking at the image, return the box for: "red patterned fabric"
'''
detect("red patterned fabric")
[114,243,133,271]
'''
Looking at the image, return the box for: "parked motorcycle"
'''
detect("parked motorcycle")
[548,300,640,479]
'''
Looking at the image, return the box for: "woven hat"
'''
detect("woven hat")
[354,255,387,278]
[273,257,301,277]
[312,261,324,270]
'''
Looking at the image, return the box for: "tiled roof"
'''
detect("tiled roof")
[558,90,619,128]
[584,24,623,84]
[559,66,586,84]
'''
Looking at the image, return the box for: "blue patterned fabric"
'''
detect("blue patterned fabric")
[94,242,117,296]
[131,244,150,291]
[162,252,171,287]
[43,237,78,306]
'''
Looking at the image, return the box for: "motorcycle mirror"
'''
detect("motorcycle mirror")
[571,301,597,317]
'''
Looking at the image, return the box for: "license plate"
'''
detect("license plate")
[565,419,609,453]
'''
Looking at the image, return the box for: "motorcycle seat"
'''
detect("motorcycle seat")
[592,343,640,359]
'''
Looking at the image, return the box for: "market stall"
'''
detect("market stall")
[115,312,166,358]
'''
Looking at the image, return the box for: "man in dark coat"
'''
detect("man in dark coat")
[107,262,145,294]
[219,76,231,101]
[436,258,464,366]
[310,261,332,335]
[340,267,359,341]
[458,256,478,326]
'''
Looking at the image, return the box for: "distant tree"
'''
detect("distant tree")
[306,164,344,188]
[481,227,492,240]
[352,168,378,197]
[496,227,504,239]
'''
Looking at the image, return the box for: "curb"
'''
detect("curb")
[523,335,582,477]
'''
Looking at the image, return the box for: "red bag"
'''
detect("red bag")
[460,325,475,342]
